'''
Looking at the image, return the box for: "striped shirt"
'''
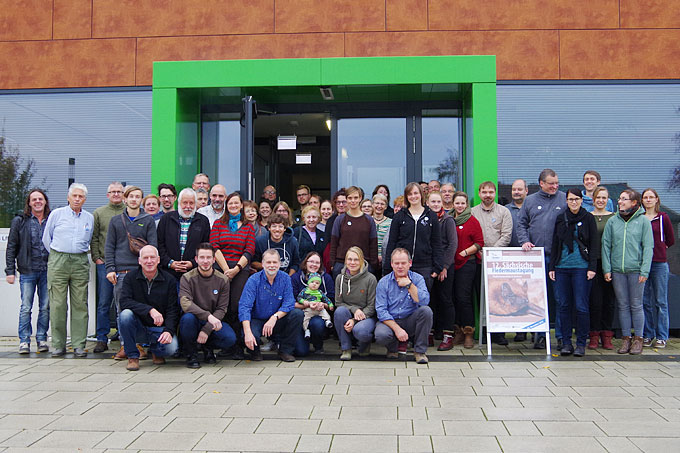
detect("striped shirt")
[179,217,192,257]
[210,220,256,262]
[374,216,392,259]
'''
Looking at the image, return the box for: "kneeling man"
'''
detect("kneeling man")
[119,245,179,371]
[179,243,236,368]
[239,249,303,362]
[375,248,433,364]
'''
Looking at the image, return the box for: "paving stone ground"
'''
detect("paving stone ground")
[0,336,679,452]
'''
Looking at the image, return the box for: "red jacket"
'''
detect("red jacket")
[454,216,484,270]
[649,212,675,263]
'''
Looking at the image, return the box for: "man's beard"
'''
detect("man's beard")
[265,268,278,276]
[180,207,196,219]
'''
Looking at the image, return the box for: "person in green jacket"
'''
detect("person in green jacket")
[601,189,653,355]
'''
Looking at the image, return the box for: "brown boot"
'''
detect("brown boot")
[617,336,631,354]
[463,326,475,349]
[601,331,614,350]
[113,346,127,360]
[126,358,140,371]
[451,325,465,346]
[137,344,148,360]
[437,331,454,351]
[629,336,643,355]
[587,331,600,350]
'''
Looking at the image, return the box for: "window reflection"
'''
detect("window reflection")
[422,117,461,189]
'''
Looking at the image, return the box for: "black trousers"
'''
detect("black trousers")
[454,260,476,327]
[431,265,455,332]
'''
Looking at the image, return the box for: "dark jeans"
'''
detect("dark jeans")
[431,265,455,332]
[118,309,179,359]
[589,262,615,331]
[412,266,434,293]
[18,270,49,343]
[294,315,326,356]
[333,306,376,351]
[179,313,237,356]
[375,306,433,354]
[246,308,304,355]
[225,261,250,338]
[96,263,114,342]
[554,268,592,347]
[454,260,476,327]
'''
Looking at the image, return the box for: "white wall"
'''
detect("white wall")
[0,228,97,339]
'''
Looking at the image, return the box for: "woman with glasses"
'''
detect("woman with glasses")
[641,188,675,349]
[548,188,599,357]
[602,189,654,355]
[588,186,616,349]
[372,184,394,218]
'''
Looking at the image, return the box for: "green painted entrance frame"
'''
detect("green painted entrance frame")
[152,55,497,203]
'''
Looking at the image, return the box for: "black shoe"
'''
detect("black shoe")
[557,338,563,350]
[560,344,574,356]
[573,345,586,357]
[93,341,108,353]
[248,348,263,361]
[533,336,546,349]
[278,352,296,362]
[186,354,201,369]
[219,346,246,360]
[204,349,217,364]
[492,333,509,346]
[514,333,527,342]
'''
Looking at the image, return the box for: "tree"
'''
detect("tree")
[435,147,460,187]
[0,129,37,227]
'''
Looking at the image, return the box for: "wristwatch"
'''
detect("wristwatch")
[405,282,412,290]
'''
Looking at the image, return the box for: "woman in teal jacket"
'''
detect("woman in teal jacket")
[601,189,653,355]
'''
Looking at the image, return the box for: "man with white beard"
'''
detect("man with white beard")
[157,188,211,282]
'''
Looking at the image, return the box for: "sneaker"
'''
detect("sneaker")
[560,344,574,356]
[93,341,108,353]
[654,339,667,348]
[304,329,311,339]
[340,350,352,361]
[260,341,276,352]
[325,320,333,328]
[414,352,429,364]
[37,341,49,353]
[643,338,653,347]
[51,348,66,357]
[397,341,408,355]
[573,345,586,357]
[18,342,30,354]
[74,347,87,358]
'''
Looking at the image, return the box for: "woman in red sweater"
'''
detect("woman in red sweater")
[452,191,484,348]
[210,192,256,338]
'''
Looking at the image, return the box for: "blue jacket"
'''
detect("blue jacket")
[238,270,295,322]
[375,270,430,322]
[516,190,567,256]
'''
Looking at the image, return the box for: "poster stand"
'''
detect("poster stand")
[479,247,551,357]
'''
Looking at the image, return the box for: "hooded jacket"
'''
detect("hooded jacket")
[516,189,567,256]
[383,206,444,274]
[105,210,158,273]
[253,227,300,273]
[334,260,377,318]
[648,211,675,262]
[602,207,654,277]
[291,270,335,304]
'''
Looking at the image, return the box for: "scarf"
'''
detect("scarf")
[228,213,240,232]
[555,207,589,253]
[454,206,472,226]
[436,209,445,220]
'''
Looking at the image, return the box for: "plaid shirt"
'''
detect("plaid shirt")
[179,216,192,258]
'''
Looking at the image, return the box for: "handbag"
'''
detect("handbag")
[121,213,147,255]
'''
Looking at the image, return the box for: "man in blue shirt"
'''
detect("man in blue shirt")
[239,249,303,362]
[581,170,615,212]
[42,183,94,357]
[375,248,433,364]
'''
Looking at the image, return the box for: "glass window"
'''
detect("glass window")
[0,90,151,222]
[422,116,462,190]
[201,115,240,194]
[337,118,406,195]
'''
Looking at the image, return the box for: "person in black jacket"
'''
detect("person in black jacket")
[294,206,327,260]
[548,188,599,357]
[383,182,443,290]
[118,245,180,371]
[5,189,51,354]
[157,188,211,282]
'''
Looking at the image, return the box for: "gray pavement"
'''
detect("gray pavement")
[0,336,679,452]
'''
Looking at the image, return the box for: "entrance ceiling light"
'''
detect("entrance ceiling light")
[325,119,332,131]
[319,87,334,100]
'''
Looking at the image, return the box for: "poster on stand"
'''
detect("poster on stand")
[482,247,550,335]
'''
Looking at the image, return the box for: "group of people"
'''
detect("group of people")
[4,169,673,369]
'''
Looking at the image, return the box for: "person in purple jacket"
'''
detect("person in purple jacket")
[641,188,675,348]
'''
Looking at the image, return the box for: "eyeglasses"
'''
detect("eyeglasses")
[566,198,581,202]
[160,194,175,199]
[108,191,123,195]
[263,190,276,195]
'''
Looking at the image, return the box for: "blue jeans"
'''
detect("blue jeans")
[294,315,326,356]
[179,313,237,355]
[247,308,304,355]
[96,263,114,342]
[333,306,376,351]
[536,256,562,343]
[554,268,592,347]
[611,272,645,336]
[643,262,670,340]
[118,309,179,359]
[18,270,49,343]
